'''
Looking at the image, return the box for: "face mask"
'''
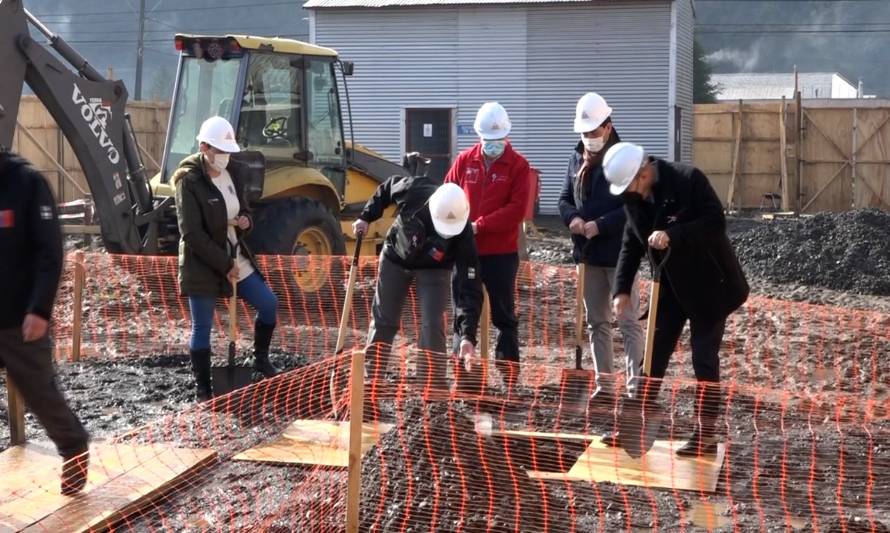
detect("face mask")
[481,140,506,158]
[582,135,606,153]
[208,152,230,172]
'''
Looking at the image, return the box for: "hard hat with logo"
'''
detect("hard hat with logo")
[429,183,470,237]
[603,142,646,195]
[573,92,613,134]
[474,102,512,141]
[196,116,241,153]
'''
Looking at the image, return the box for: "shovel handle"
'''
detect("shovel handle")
[642,246,670,377]
[229,276,238,366]
[335,232,364,354]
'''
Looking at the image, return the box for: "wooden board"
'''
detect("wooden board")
[0,442,216,533]
[233,420,393,468]
[528,438,725,493]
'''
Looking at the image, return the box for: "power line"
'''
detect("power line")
[32,1,303,18]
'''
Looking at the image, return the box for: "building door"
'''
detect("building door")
[405,108,452,182]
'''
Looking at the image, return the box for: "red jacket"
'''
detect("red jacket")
[445,142,531,256]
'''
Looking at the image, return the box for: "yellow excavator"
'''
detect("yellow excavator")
[1,0,405,290]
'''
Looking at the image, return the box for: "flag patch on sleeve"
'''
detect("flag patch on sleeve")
[0,210,14,228]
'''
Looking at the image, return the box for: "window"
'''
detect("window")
[164,56,242,179]
[237,53,303,160]
[305,58,344,167]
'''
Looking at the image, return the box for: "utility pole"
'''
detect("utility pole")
[135,0,145,100]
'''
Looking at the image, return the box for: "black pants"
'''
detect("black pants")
[454,253,520,362]
[0,328,89,457]
[648,284,726,423]
[648,286,725,382]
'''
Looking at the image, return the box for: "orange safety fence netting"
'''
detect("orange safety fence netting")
[3,251,887,531]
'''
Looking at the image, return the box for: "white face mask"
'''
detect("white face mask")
[208,152,230,172]
[582,135,606,153]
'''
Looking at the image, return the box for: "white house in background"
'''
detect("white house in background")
[712,72,864,101]
[305,0,695,214]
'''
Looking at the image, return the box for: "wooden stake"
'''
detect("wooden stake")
[72,251,86,362]
[852,107,859,208]
[726,99,743,211]
[779,98,789,211]
[7,377,26,446]
[479,288,490,361]
[345,350,365,533]
[795,88,803,212]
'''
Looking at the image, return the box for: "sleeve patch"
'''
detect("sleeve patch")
[467,267,476,280]
[40,205,53,220]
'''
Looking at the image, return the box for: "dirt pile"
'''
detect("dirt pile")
[732,209,890,296]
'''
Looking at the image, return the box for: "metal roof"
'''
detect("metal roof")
[305,0,664,8]
[712,72,855,100]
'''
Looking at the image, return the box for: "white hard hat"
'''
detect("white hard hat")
[196,116,240,153]
[574,92,613,134]
[603,142,646,195]
[429,183,470,237]
[474,102,511,141]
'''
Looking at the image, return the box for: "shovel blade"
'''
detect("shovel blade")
[212,342,254,395]
[618,397,664,459]
[557,368,593,416]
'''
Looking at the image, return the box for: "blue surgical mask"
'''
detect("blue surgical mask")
[481,140,506,158]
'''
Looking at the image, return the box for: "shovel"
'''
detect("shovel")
[330,231,364,417]
[212,248,254,396]
[557,262,593,416]
[618,247,671,459]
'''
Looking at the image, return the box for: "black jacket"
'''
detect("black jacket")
[173,153,259,297]
[360,175,483,343]
[557,129,627,266]
[0,152,63,328]
[614,159,749,323]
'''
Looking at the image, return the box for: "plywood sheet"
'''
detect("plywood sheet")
[0,442,216,533]
[528,438,725,493]
[233,419,394,468]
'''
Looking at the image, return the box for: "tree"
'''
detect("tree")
[694,37,720,103]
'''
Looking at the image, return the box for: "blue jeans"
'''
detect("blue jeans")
[188,272,278,351]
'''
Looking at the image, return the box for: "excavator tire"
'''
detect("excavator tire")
[247,198,346,292]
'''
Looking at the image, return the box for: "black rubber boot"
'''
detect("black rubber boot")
[676,382,720,457]
[253,320,279,378]
[190,348,213,402]
[60,449,89,496]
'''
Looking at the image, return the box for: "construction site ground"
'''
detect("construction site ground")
[1,210,888,531]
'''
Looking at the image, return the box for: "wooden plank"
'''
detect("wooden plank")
[61,225,102,235]
[232,420,393,468]
[527,438,726,493]
[6,377,26,447]
[725,101,743,211]
[0,442,216,532]
[780,98,790,211]
[800,108,854,212]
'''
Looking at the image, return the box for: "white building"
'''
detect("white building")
[712,72,863,101]
[306,0,695,213]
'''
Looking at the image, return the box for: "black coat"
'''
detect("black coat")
[557,129,626,266]
[0,152,63,328]
[173,153,259,297]
[614,159,749,323]
[359,175,483,343]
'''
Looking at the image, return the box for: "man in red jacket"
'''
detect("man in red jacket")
[445,102,531,391]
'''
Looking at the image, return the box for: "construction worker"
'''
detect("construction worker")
[173,116,279,402]
[558,93,644,411]
[603,141,749,456]
[0,149,89,495]
[353,179,482,391]
[444,102,531,393]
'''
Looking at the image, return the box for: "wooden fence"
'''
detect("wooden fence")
[694,99,890,213]
[8,95,170,204]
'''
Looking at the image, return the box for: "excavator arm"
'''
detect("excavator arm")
[0,0,169,253]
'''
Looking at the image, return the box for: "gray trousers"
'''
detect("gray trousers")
[582,266,644,396]
[0,327,89,457]
[366,254,450,382]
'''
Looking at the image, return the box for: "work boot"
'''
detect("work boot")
[253,320,279,378]
[600,430,620,447]
[676,381,721,457]
[60,450,89,496]
[586,388,618,417]
[190,348,213,402]
[495,358,520,398]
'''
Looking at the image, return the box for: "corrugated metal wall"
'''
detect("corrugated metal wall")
[675,0,694,163]
[314,1,685,214]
